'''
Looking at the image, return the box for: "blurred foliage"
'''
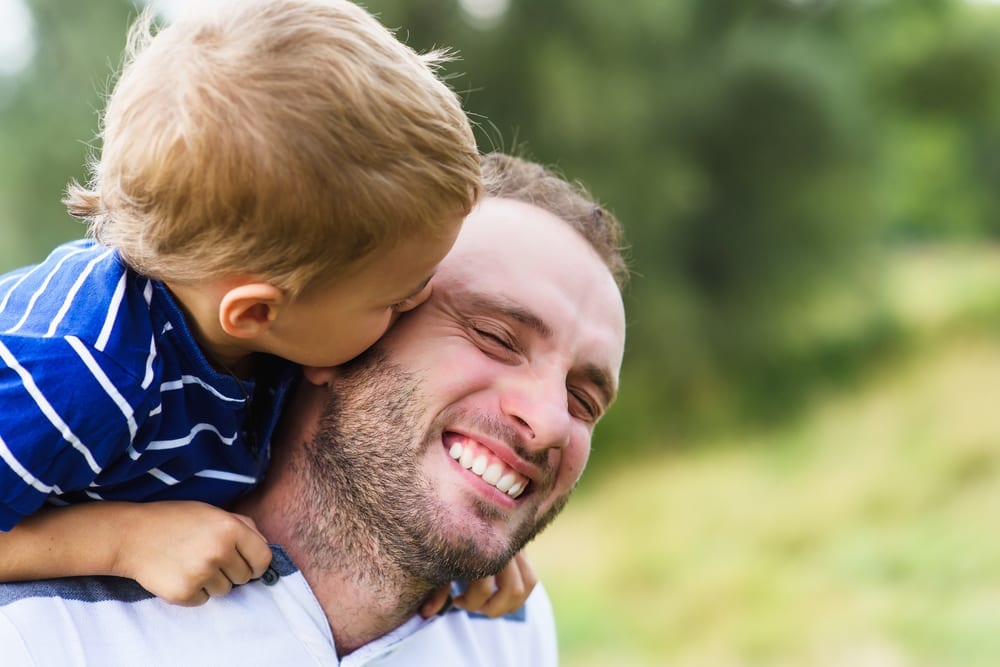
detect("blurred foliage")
[2,0,1000,465]
[535,319,1000,666]
[0,0,134,268]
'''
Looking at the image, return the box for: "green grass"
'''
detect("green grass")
[529,245,1000,666]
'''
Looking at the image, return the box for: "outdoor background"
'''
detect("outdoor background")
[1,0,999,664]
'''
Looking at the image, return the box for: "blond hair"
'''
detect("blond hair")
[481,153,629,289]
[65,0,480,295]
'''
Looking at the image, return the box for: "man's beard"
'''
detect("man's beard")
[294,350,573,593]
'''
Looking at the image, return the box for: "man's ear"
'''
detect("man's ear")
[302,365,337,386]
[218,282,286,339]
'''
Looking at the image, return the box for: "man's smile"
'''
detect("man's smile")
[443,433,531,499]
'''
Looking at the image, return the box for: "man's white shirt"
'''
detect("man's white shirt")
[0,546,558,666]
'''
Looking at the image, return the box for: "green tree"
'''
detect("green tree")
[0,0,134,269]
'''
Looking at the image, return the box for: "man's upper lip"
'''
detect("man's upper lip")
[444,428,540,482]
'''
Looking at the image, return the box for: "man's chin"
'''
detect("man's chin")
[435,489,573,578]
[407,514,524,583]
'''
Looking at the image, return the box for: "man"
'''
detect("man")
[0,154,628,666]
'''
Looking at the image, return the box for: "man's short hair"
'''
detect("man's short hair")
[481,153,628,290]
[65,0,480,296]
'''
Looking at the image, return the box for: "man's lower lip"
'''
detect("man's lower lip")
[446,450,522,505]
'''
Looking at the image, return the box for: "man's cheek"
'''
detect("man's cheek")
[544,444,588,501]
[561,440,591,489]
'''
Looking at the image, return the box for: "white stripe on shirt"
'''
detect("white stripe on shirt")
[0,340,101,474]
[0,436,56,495]
[161,376,245,403]
[194,470,257,485]
[141,334,157,390]
[0,268,29,290]
[0,246,89,323]
[43,248,116,337]
[66,336,139,441]
[147,423,238,451]
[95,273,127,352]
[147,468,179,485]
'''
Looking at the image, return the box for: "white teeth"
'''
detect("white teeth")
[482,463,503,485]
[495,472,516,493]
[459,448,475,469]
[471,456,488,476]
[447,439,528,498]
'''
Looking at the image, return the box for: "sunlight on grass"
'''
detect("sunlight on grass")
[885,244,1000,332]
[530,246,1000,667]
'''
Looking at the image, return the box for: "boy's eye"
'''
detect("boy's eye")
[391,284,433,313]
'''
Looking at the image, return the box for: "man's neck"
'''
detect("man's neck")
[242,493,433,655]
[296,546,430,654]
[234,381,434,655]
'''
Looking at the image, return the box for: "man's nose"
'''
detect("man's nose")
[499,371,572,451]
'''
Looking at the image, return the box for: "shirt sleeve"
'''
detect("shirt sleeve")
[0,334,149,530]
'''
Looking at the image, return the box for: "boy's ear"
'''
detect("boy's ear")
[218,282,286,339]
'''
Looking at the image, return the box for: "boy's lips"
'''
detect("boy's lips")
[443,432,531,499]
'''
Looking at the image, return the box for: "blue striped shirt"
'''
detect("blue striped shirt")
[0,240,297,530]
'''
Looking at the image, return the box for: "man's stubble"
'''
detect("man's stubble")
[294,350,573,596]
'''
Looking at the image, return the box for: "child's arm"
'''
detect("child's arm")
[0,500,273,606]
[419,550,538,618]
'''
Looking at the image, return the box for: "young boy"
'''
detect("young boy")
[0,0,533,616]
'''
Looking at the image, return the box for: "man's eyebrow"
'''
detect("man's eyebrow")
[463,293,553,339]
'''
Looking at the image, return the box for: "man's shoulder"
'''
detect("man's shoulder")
[0,574,153,608]
[0,547,335,666]
[0,546,298,610]
[371,585,558,667]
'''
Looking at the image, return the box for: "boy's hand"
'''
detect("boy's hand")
[419,582,453,618]
[452,551,538,618]
[113,501,273,606]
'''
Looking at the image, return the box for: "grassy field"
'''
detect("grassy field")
[530,246,1000,666]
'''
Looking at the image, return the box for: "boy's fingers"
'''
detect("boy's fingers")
[477,561,526,618]
[233,513,268,542]
[236,529,274,579]
[419,583,453,618]
[514,551,539,595]
[200,571,234,599]
[221,555,254,586]
[453,576,496,612]
[181,589,211,607]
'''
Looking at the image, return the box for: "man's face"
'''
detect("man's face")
[308,197,625,581]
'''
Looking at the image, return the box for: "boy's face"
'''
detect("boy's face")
[265,213,464,367]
